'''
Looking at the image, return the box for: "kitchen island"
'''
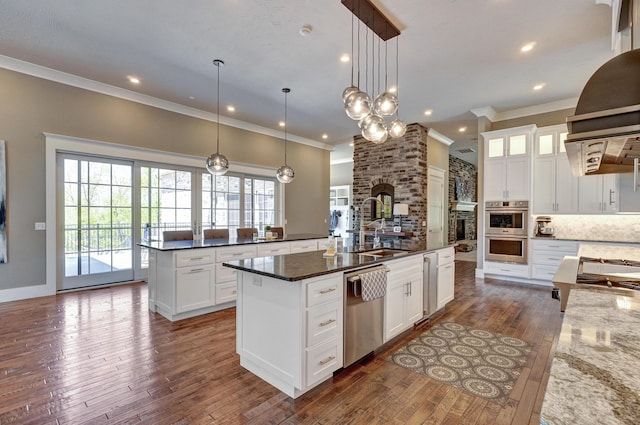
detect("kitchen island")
[223,241,456,398]
[540,287,640,424]
[140,234,327,321]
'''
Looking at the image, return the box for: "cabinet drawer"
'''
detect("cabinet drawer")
[532,252,567,267]
[216,263,237,283]
[531,240,578,253]
[216,245,257,263]
[306,301,340,347]
[484,261,529,278]
[290,240,320,253]
[215,281,237,304]
[306,277,342,308]
[531,265,559,280]
[437,248,455,266]
[257,242,290,256]
[305,338,341,387]
[175,250,214,268]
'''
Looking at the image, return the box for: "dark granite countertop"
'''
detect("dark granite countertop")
[138,233,326,251]
[223,240,456,281]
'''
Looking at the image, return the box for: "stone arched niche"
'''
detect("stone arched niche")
[370,183,394,220]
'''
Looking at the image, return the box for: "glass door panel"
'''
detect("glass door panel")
[61,155,134,290]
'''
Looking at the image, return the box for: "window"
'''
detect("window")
[202,173,277,234]
[140,166,192,242]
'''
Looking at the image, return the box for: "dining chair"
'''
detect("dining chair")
[269,227,284,239]
[236,228,258,239]
[204,228,229,239]
[162,230,194,241]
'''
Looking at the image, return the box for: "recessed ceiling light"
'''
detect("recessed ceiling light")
[533,83,545,91]
[226,105,235,112]
[521,42,536,52]
[299,25,312,37]
[127,75,140,84]
[279,121,285,127]
[322,134,328,139]
[349,142,354,147]
[340,54,350,63]
[458,126,467,132]
[424,109,433,116]
[188,96,195,100]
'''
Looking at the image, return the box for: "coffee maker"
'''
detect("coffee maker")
[535,216,554,237]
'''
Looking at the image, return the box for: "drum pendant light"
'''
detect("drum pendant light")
[205,59,229,176]
[276,88,295,184]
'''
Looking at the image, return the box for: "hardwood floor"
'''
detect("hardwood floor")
[0,261,563,424]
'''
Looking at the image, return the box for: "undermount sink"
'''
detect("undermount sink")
[358,249,409,258]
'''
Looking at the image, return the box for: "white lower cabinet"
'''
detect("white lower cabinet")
[436,247,455,310]
[290,239,324,253]
[154,249,216,320]
[236,271,343,398]
[384,256,423,342]
[530,239,579,282]
[175,266,215,313]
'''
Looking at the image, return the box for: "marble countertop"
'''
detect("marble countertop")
[223,241,455,281]
[540,287,640,424]
[139,233,326,251]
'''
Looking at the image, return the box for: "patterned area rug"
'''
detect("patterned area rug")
[387,321,532,405]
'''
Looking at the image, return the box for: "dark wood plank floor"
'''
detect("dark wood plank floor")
[0,260,563,424]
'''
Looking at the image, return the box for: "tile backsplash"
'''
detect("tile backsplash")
[539,215,640,243]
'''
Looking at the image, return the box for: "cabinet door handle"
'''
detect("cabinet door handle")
[189,256,205,261]
[320,287,336,294]
[609,189,615,205]
[320,319,336,327]
[319,356,336,366]
[232,253,244,256]
[189,268,205,273]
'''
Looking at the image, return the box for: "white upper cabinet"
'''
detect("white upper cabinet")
[483,125,535,201]
[578,174,619,213]
[533,125,578,214]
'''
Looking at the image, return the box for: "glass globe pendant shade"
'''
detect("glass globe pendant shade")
[276,164,295,184]
[373,92,398,116]
[206,152,229,176]
[388,118,407,139]
[361,114,388,144]
[344,90,372,121]
[358,113,374,129]
[342,85,359,104]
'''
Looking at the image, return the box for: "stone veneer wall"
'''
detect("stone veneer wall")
[448,156,477,243]
[352,123,429,243]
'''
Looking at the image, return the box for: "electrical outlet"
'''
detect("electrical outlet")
[252,276,262,287]
[35,222,46,231]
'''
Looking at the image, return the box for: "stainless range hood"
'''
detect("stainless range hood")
[565,0,640,176]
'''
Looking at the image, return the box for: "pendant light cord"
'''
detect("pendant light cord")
[283,88,289,165]
[215,60,221,154]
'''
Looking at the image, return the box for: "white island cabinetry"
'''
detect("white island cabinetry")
[436,247,455,309]
[384,255,424,342]
[236,271,343,399]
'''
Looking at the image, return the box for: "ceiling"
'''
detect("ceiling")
[0,0,616,165]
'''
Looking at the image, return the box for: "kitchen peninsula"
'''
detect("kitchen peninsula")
[140,234,327,321]
[223,241,456,398]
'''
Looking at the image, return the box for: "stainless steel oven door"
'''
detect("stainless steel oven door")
[485,209,528,236]
[485,236,528,264]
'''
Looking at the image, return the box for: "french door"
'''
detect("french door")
[59,154,134,290]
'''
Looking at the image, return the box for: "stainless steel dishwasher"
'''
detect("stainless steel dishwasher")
[343,265,386,367]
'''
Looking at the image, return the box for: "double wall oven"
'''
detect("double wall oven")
[485,200,528,264]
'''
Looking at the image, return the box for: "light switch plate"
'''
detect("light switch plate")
[35,222,46,231]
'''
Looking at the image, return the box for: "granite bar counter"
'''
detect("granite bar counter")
[222,240,451,281]
[139,232,326,251]
[540,287,640,425]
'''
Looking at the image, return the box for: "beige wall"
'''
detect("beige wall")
[0,68,329,291]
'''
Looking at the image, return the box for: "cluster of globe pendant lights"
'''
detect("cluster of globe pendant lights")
[342,14,406,143]
[205,60,294,183]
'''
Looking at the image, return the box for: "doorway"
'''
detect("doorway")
[59,154,134,290]
[427,167,446,247]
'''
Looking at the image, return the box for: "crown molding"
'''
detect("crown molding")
[472,98,578,123]
[0,54,333,151]
[427,128,455,146]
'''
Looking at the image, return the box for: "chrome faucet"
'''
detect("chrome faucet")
[358,196,384,248]
[373,218,386,248]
